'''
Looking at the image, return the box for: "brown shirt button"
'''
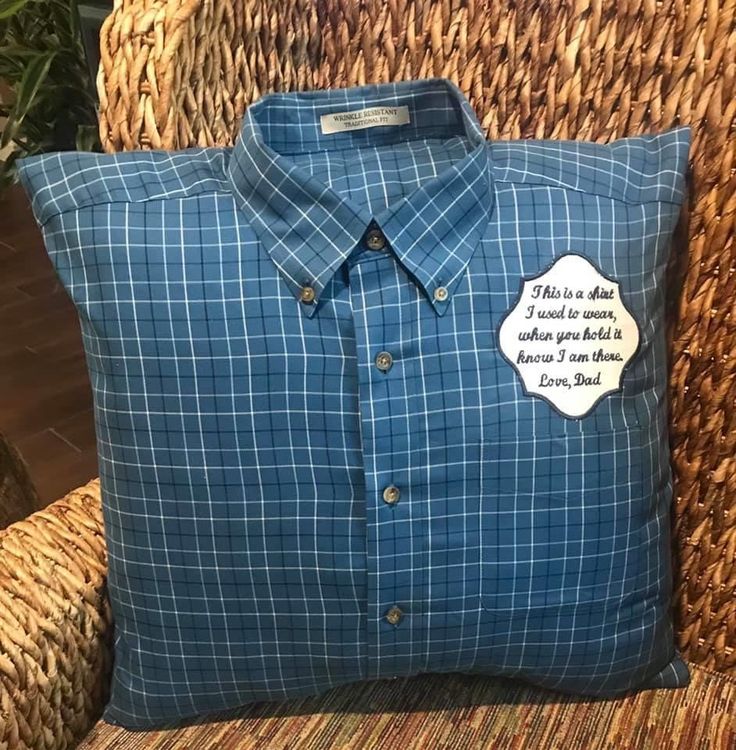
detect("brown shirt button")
[382,485,400,505]
[300,286,316,303]
[385,605,403,625]
[433,285,449,302]
[365,228,386,251]
[375,351,393,371]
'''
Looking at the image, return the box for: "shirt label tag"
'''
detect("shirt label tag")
[497,253,641,419]
[320,105,410,134]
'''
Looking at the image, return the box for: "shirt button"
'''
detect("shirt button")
[300,285,316,304]
[375,351,393,372]
[433,285,449,302]
[364,228,386,251]
[382,485,400,505]
[385,605,403,625]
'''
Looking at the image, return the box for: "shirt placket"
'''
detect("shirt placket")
[348,225,427,681]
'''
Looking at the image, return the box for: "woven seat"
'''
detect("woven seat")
[77,661,736,750]
[1,1,735,748]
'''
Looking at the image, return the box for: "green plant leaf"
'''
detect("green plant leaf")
[17,118,48,144]
[0,45,40,60]
[1,50,56,148]
[13,136,33,151]
[0,149,20,192]
[0,0,98,162]
[0,0,30,20]
[0,45,40,79]
[48,0,77,47]
[75,123,99,152]
[68,0,79,40]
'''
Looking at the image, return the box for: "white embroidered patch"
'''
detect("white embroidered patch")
[498,253,641,419]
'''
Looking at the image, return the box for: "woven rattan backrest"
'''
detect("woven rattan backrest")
[98,0,736,673]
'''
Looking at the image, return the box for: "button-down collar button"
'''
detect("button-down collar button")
[382,485,400,505]
[385,605,403,625]
[433,285,449,302]
[365,228,386,251]
[375,351,393,372]
[300,285,316,304]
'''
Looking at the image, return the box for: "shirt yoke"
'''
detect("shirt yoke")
[489,127,689,205]
[17,126,689,227]
[17,147,233,226]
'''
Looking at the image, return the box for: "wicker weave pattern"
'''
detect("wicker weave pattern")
[0,432,39,530]
[77,662,736,750]
[0,480,111,750]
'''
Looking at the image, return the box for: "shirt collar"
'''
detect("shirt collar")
[227,77,495,318]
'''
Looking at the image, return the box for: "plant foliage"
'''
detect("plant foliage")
[0,0,99,190]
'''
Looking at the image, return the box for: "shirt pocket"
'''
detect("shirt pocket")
[478,418,647,615]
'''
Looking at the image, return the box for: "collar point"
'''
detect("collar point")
[298,301,320,318]
[427,296,453,316]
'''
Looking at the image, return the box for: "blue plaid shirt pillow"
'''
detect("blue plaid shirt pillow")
[18,77,691,729]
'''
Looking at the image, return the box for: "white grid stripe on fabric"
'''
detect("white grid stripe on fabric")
[16,77,691,728]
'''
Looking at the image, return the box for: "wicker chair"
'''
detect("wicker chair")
[2,1,735,748]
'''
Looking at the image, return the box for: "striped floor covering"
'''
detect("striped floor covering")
[79,661,735,749]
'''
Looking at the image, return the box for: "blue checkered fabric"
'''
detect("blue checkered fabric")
[17,77,691,730]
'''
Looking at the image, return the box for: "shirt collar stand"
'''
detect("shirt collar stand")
[227,77,494,317]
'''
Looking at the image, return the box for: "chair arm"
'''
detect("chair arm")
[0,430,40,530]
[0,480,112,750]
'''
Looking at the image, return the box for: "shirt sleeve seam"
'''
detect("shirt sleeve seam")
[33,189,234,228]
[491,178,686,206]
